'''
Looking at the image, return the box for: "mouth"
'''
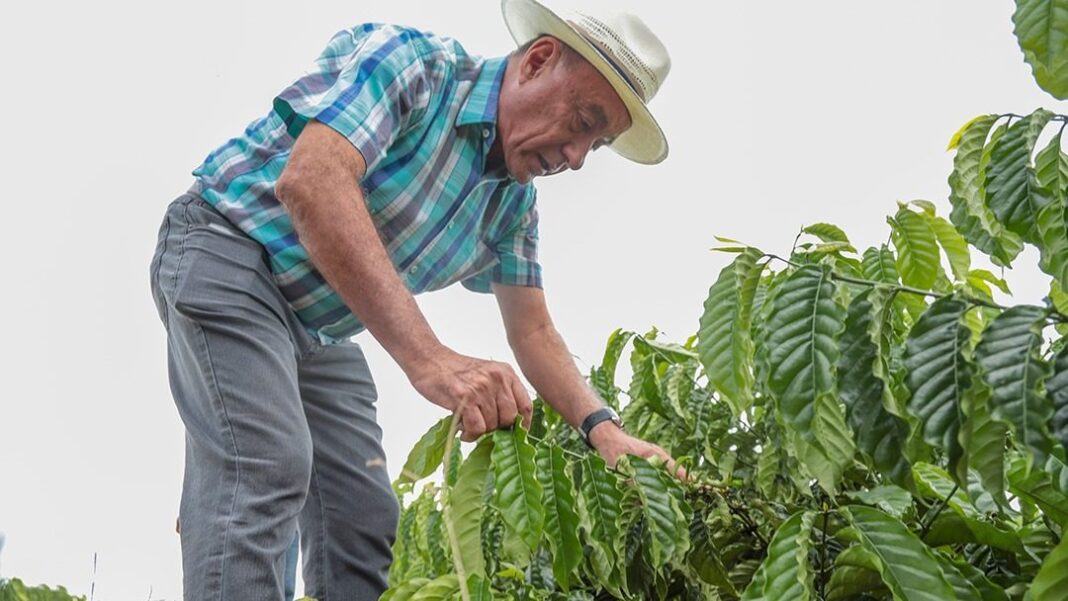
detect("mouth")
[536,154,550,177]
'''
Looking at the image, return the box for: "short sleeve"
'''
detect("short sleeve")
[462,189,543,294]
[272,24,432,172]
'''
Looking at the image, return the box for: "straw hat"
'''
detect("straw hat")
[500,0,671,164]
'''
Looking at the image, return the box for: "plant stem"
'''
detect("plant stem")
[919,483,959,540]
[764,254,1068,322]
[440,414,472,601]
[819,503,830,601]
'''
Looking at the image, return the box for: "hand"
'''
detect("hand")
[408,347,533,442]
[588,421,687,480]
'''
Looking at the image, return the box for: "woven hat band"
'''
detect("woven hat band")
[567,13,659,102]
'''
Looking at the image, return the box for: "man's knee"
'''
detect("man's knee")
[260,435,315,506]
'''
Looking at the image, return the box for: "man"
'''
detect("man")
[150,1,676,599]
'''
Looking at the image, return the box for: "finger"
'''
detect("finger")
[478,389,499,434]
[508,375,533,429]
[460,406,487,442]
[496,390,519,430]
[653,448,687,482]
[644,445,686,481]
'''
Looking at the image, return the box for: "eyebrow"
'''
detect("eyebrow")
[588,104,609,131]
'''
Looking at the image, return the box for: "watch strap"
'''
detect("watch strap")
[579,407,622,448]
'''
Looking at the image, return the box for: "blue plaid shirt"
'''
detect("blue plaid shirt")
[191,23,541,343]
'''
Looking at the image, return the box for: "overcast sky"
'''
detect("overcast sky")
[1,1,1066,599]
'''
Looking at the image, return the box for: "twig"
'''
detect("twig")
[764,253,1068,322]
[440,414,471,601]
[919,483,959,540]
[791,227,804,255]
[818,503,830,600]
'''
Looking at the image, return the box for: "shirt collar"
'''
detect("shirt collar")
[455,57,508,129]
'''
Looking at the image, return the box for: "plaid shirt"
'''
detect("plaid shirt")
[190,23,541,344]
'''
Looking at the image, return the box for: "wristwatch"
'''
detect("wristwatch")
[579,407,624,449]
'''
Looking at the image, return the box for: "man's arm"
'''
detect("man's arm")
[275,121,531,440]
[493,282,681,472]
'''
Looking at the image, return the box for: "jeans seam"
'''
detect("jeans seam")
[311,462,329,601]
[171,200,194,299]
[152,215,173,326]
[192,318,243,601]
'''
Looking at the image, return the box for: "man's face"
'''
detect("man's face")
[496,37,632,184]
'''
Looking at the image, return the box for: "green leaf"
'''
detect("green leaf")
[844,485,913,519]
[948,114,993,150]
[925,213,972,282]
[913,462,1023,552]
[688,514,737,594]
[409,574,460,601]
[985,109,1055,242]
[903,297,972,483]
[744,511,816,601]
[839,290,913,487]
[1035,133,1068,293]
[535,444,582,590]
[967,269,1012,297]
[932,552,983,601]
[802,223,850,243]
[840,505,957,601]
[827,547,887,601]
[1008,455,1068,525]
[862,245,901,284]
[1047,344,1068,450]
[492,423,544,554]
[1031,533,1068,601]
[449,437,493,579]
[464,574,494,601]
[960,375,1010,506]
[739,559,769,601]
[948,115,1025,267]
[380,577,431,601]
[764,265,854,491]
[578,454,623,551]
[697,248,765,416]
[400,416,454,484]
[1012,0,1068,99]
[628,455,689,566]
[889,207,941,290]
[975,305,1056,464]
[590,329,635,408]
[764,265,843,433]
[948,557,1010,601]
[757,441,783,497]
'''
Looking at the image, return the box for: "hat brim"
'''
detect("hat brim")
[501,0,669,165]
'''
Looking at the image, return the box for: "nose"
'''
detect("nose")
[562,140,592,172]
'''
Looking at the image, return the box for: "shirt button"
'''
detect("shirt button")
[482,128,491,138]
[409,266,418,274]
[447,223,454,229]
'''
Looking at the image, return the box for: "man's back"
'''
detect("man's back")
[191,23,540,344]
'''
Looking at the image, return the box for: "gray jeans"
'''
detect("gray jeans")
[149,193,399,601]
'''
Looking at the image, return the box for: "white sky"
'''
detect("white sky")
[1,1,1065,599]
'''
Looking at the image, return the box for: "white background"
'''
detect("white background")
[1,1,1065,599]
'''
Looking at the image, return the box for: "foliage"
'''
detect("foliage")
[1012,0,1068,100]
[384,111,1068,599]
[0,579,86,601]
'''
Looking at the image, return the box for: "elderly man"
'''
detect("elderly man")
[149,1,674,599]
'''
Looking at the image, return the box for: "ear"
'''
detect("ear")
[518,36,564,83]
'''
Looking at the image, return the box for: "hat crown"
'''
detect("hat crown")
[564,11,670,103]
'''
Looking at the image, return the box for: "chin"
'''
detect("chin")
[503,154,533,184]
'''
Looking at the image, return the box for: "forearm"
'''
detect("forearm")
[276,129,442,376]
[510,324,605,430]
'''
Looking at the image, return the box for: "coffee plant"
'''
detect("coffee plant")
[381,4,1068,598]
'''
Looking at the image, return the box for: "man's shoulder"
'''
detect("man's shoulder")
[328,23,481,74]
